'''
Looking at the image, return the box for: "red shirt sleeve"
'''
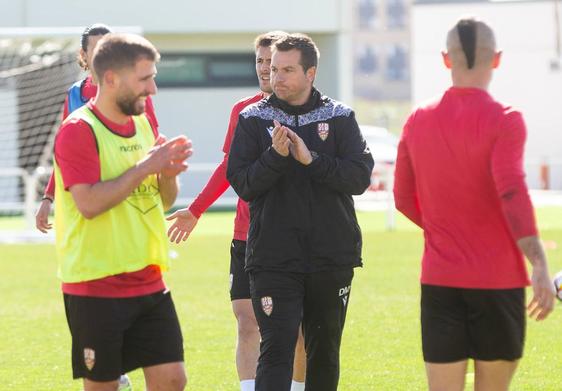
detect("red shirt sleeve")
[188,95,262,217]
[44,174,55,198]
[54,118,100,190]
[50,90,72,197]
[491,111,538,239]
[222,102,244,154]
[188,104,240,217]
[62,94,70,121]
[188,156,231,218]
[393,113,423,227]
[145,96,159,134]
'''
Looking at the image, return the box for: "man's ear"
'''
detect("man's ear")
[441,51,452,69]
[103,69,118,88]
[306,66,316,83]
[492,51,502,69]
[79,49,88,69]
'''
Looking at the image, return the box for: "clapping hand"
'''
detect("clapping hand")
[271,120,291,157]
[286,128,313,165]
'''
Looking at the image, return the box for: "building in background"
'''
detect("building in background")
[0,0,353,206]
[412,0,562,189]
[352,0,412,132]
[1,0,559,218]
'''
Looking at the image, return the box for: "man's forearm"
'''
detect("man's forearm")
[159,175,179,211]
[71,163,151,219]
[517,236,548,268]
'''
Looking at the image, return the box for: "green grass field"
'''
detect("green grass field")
[0,209,561,390]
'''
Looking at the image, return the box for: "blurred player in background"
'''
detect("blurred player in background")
[394,16,555,391]
[166,31,307,391]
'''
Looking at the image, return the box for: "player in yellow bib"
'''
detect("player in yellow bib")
[54,33,192,391]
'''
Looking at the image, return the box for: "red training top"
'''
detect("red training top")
[44,75,159,197]
[393,87,537,289]
[55,101,165,297]
[188,92,265,241]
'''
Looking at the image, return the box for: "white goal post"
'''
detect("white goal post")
[0,27,141,237]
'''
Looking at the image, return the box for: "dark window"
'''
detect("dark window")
[156,53,256,88]
[358,46,378,74]
[386,45,408,81]
[387,0,406,29]
[358,0,377,30]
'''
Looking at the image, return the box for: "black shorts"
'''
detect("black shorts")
[64,290,184,381]
[421,284,525,363]
[229,239,250,300]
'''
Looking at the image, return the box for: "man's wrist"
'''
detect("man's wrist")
[158,173,178,183]
[41,195,54,203]
[270,146,289,158]
[304,151,319,166]
[532,261,549,271]
[135,160,153,178]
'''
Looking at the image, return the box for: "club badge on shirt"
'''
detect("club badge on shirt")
[261,296,273,316]
[317,123,329,141]
[84,348,96,371]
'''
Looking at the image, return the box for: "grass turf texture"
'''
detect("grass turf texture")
[0,209,561,390]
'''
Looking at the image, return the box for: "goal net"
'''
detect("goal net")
[0,28,83,226]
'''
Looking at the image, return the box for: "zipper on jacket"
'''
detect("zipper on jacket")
[294,113,313,273]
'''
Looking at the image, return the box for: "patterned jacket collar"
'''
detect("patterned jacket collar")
[268,88,323,115]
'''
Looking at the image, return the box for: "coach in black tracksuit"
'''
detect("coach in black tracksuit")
[227,33,374,391]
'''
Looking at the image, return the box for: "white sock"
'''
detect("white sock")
[240,379,255,391]
[291,380,305,391]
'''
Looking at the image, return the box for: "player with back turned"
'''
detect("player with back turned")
[394,17,555,391]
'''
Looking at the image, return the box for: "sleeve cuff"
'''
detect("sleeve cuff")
[263,147,291,170]
[188,204,203,219]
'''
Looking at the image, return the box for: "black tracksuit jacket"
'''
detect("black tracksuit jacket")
[226,89,374,274]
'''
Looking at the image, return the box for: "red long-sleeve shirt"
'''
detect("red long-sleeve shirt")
[188,92,264,241]
[394,87,536,289]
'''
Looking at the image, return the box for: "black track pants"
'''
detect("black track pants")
[250,269,354,391]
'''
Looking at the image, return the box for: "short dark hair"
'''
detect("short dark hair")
[78,23,112,69]
[254,31,288,50]
[272,33,320,72]
[92,33,160,85]
[81,23,112,51]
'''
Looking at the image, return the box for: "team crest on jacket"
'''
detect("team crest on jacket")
[84,348,95,371]
[317,123,329,141]
[261,296,273,316]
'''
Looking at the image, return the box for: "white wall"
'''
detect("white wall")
[0,0,355,203]
[0,0,341,33]
[151,87,254,205]
[412,1,562,188]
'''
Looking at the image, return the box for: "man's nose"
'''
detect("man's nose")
[148,79,157,95]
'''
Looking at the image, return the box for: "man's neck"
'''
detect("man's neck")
[92,94,129,125]
[451,70,491,91]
